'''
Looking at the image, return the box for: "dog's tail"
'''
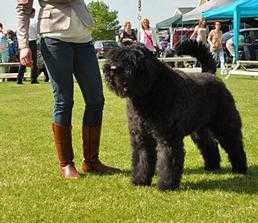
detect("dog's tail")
[176,40,217,74]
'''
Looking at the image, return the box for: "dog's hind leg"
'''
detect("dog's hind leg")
[191,129,221,171]
[156,138,185,191]
[130,129,157,187]
[213,125,247,174]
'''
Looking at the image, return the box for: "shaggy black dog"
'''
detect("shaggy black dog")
[103,40,247,191]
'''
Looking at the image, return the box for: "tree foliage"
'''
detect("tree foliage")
[87,1,120,40]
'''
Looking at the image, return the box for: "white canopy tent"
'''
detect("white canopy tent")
[182,0,233,22]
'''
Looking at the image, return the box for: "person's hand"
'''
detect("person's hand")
[20,48,32,66]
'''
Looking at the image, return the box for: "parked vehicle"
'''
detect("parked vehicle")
[94,40,119,59]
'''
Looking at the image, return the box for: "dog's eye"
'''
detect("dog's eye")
[111,66,117,70]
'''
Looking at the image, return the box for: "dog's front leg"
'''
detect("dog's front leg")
[156,139,185,191]
[130,130,157,187]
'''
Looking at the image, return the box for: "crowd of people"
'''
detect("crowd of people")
[2,15,237,84]
[118,18,245,74]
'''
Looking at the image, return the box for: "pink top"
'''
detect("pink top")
[144,30,155,51]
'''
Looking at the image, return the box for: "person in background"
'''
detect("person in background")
[190,19,208,44]
[17,8,39,84]
[119,21,137,46]
[226,34,245,63]
[17,0,120,179]
[208,21,225,73]
[6,30,19,62]
[0,23,10,64]
[36,41,49,82]
[139,18,158,54]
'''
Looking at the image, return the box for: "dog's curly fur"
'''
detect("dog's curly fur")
[103,40,247,191]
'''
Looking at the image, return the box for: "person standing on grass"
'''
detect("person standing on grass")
[16,0,120,179]
[208,21,225,73]
[17,8,39,85]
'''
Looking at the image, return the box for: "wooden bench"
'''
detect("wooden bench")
[0,63,23,82]
[0,56,200,83]
[226,60,258,79]
[99,56,197,64]
[99,57,201,73]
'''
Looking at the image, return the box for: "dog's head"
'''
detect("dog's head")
[103,44,158,98]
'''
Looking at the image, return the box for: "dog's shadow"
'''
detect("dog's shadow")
[119,165,258,194]
[181,165,258,194]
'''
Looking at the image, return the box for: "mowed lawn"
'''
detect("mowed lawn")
[0,75,258,223]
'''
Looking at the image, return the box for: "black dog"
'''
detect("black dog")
[103,40,247,191]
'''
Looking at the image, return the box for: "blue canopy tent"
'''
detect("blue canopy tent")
[203,0,258,61]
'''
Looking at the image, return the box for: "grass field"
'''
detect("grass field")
[0,75,258,223]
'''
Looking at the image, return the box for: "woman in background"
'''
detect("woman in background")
[139,18,158,54]
[119,21,137,46]
[190,19,208,45]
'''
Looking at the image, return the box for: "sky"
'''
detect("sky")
[0,0,198,31]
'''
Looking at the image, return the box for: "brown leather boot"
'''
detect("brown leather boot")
[81,124,121,174]
[52,123,79,179]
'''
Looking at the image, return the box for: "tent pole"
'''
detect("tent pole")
[233,8,240,62]
[138,0,142,40]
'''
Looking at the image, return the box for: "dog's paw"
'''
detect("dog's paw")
[232,166,247,174]
[157,181,179,191]
[132,178,152,187]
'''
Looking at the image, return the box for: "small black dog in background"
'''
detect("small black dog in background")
[103,40,247,191]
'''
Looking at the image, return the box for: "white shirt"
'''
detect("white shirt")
[42,8,92,43]
[139,28,158,51]
[29,21,38,41]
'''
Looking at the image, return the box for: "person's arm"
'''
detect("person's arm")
[207,30,213,46]
[190,26,198,40]
[16,0,34,66]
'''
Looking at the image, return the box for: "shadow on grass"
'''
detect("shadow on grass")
[113,166,258,194]
[182,165,258,194]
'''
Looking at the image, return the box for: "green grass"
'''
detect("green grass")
[0,76,258,223]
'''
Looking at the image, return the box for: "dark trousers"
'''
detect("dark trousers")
[17,40,38,83]
[40,37,104,126]
[38,64,49,82]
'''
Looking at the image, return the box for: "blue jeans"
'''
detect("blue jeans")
[211,48,225,70]
[41,37,104,126]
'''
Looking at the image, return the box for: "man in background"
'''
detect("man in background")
[208,21,225,74]
[17,8,39,84]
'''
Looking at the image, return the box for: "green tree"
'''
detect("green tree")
[87,1,120,40]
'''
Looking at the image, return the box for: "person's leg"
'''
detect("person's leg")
[73,41,120,174]
[211,51,219,66]
[219,48,225,70]
[17,64,26,84]
[29,40,39,84]
[42,64,49,82]
[41,37,79,179]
